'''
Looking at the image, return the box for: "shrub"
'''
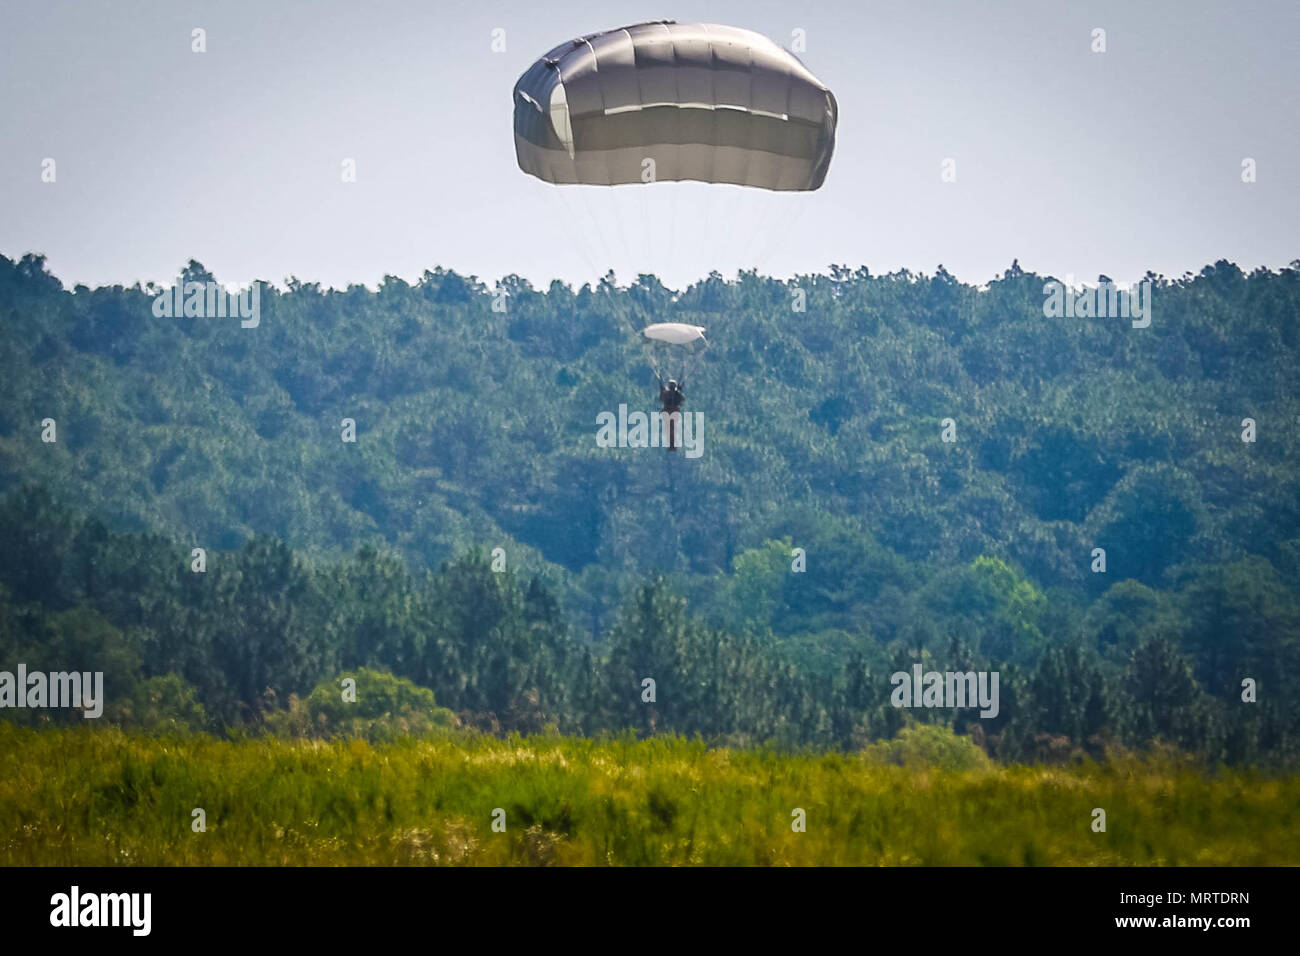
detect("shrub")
[862,723,992,771]
[265,668,458,742]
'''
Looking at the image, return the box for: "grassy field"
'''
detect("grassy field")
[2,724,1297,866]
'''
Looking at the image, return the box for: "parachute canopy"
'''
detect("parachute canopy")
[643,322,707,345]
[513,21,838,191]
[642,323,707,382]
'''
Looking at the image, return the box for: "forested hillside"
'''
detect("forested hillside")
[1,253,1298,763]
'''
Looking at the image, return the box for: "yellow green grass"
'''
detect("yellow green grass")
[1,724,1297,866]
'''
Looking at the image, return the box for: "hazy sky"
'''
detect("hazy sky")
[2,0,1296,291]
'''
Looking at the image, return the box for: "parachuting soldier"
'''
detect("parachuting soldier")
[642,323,704,451]
[658,378,685,451]
[515,23,835,456]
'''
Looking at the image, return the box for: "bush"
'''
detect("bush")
[108,674,209,734]
[265,668,459,742]
[862,723,992,771]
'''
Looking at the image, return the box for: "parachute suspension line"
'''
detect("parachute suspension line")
[666,182,679,293]
[547,187,606,285]
[635,179,655,285]
[726,186,753,278]
[570,187,607,282]
[608,188,638,282]
[697,180,716,286]
[678,349,695,389]
[560,184,621,285]
[730,192,758,275]
[645,342,664,384]
[723,188,743,277]
[676,333,707,389]
[753,197,812,280]
[743,197,769,273]
[757,196,792,275]
[737,193,782,278]
[549,187,596,280]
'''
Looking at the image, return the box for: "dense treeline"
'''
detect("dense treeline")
[1,253,1298,763]
[1,489,1296,764]
[3,254,1298,612]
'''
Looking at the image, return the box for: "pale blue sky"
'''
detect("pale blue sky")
[2,0,1296,291]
